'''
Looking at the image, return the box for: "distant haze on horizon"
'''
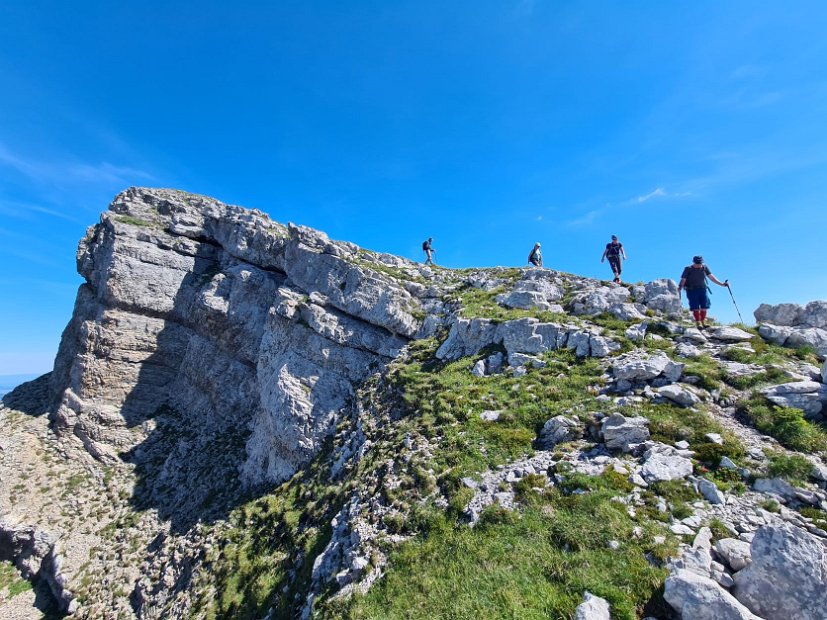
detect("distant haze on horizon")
[1,1,826,376]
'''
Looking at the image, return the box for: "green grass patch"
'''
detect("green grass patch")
[329,490,673,620]
[737,396,827,454]
[799,506,827,531]
[0,560,31,597]
[391,345,605,480]
[682,355,723,391]
[638,403,745,459]
[766,452,814,485]
[114,214,155,228]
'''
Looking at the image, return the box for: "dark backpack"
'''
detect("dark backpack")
[422,240,430,251]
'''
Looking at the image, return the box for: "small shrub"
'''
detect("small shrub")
[760,498,780,513]
[477,505,519,529]
[708,517,732,541]
[799,507,827,530]
[766,452,814,485]
[738,397,827,454]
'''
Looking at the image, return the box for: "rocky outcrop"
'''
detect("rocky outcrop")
[49,188,431,491]
[761,381,826,420]
[755,301,827,358]
[435,317,619,362]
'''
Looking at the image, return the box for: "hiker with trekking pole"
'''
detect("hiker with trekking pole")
[422,237,436,266]
[528,242,543,268]
[677,255,731,330]
[600,235,627,283]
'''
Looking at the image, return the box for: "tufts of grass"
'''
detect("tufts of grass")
[682,355,723,391]
[737,396,827,455]
[766,452,814,485]
[329,488,673,620]
[0,560,32,597]
[799,506,827,531]
[391,345,605,479]
[723,367,790,390]
[114,214,155,228]
[640,403,745,458]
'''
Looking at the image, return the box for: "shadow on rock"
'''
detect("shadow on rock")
[1,373,53,417]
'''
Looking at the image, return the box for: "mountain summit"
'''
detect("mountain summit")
[1,188,826,619]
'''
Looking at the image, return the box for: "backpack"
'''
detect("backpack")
[422,240,429,251]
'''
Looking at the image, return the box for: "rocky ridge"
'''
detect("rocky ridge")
[1,188,826,619]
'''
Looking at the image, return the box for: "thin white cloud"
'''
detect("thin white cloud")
[0,199,84,223]
[636,187,667,203]
[567,187,691,227]
[0,142,154,190]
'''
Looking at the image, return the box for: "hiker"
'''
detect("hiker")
[600,235,627,283]
[678,255,729,329]
[527,242,543,268]
[422,237,435,265]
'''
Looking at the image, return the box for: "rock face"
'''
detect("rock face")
[733,523,827,620]
[49,188,428,490]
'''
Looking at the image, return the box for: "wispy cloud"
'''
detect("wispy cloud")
[0,143,154,188]
[568,187,689,226]
[636,187,667,203]
[0,199,84,223]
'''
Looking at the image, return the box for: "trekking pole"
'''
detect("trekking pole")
[724,281,745,324]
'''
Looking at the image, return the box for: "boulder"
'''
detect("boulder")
[755,301,827,329]
[479,410,502,422]
[754,302,804,326]
[608,303,646,321]
[625,322,648,342]
[676,342,701,358]
[665,569,760,620]
[733,523,827,620]
[538,415,582,448]
[574,591,611,620]
[715,538,752,572]
[507,352,545,369]
[698,478,726,505]
[612,351,683,382]
[753,478,797,502]
[640,279,682,314]
[658,384,701,408]
[641,447,693,482]
[601,414,650,452]
[436,318,498,361]
[571,285,630,316]
[589,335,621,358]
[670,541,712,577]
[706,326,754,343]
[761,382,825,419]
[496,271,564,311]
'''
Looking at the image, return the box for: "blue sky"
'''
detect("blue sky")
[1,1,826,375]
